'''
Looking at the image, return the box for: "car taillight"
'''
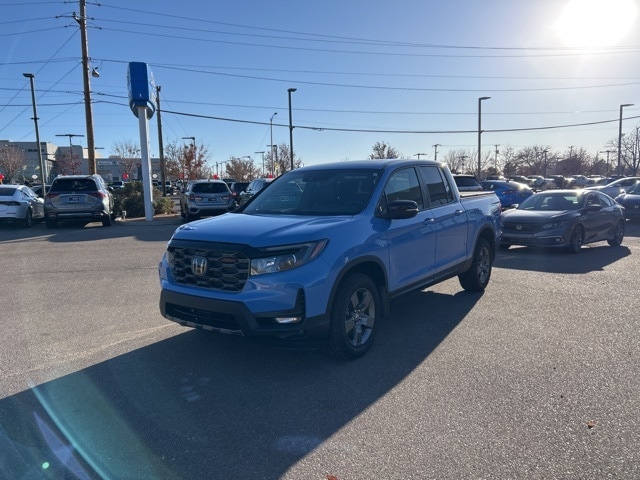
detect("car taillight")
[88,192,107,199]
[45,193,59,199]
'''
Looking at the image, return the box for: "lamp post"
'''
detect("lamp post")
[432,144,441,161]
[287,88,297,172]
[617,104,634,177]
[182,136,195,182]
[55,133,84,174]
[23,73,47,186]
[600,150,614,176]
[478,96,491,179]
[413,153,427,159]
[255,151,265,176]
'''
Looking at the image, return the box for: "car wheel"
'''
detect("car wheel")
[324,272,381,360]
[458,237,493,291]
[566,225,584,253]
[23,209,33,228]
[45,218,57,229]
[607,220,625,247]
[102,213,112,227]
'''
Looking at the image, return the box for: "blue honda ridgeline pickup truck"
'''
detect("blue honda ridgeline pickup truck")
[159,159,501,359]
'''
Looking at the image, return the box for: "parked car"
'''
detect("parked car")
[229,181,249,204]
[164,180,174,195]
[508,175,531,185]
[238,177,275,205]
[614,181,640,220]
[585,176,640,198]
[179,179,235,221]
[500,189,625,253]
[159,159,501,358]
[109,180,127,190]
[0,184,45,227]
[480,180,533,208]
[44,174,115,228]
[452,174,482,191]
[526,175,549,191]
[30,183,51,197]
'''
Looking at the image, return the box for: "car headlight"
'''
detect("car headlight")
[542,220,567,230]
[250,239,328,276]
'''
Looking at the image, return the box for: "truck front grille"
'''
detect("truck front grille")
[168,241,250,292]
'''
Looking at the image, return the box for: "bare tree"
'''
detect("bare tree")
[0,145,26,183]
[111,139,140,180]
[369,141,402,159]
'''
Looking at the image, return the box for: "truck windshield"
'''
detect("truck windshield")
[242,169,381,215]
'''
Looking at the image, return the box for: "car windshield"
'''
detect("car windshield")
[517,192,580,211]
[50,178,97,192]
[0,187,18,196]
[625,182,640,194]
[242,169,381,215]
[191,182,228,194]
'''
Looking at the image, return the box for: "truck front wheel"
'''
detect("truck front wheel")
[325,272,381,359]
[458,238,493,292]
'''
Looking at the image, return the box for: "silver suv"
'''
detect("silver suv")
[44,174,114,228]
[179,179,235,221]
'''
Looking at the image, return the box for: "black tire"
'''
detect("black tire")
[324,272,381,360]
[102,213,112,227]
[566,225,584,253]
[458,237,493,292]
[23,209,33,228]
[498,243,510,251]
[607,220,625,247]
[45,218,57,229]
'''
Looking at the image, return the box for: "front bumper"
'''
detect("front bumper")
[160,288,330,346]
[501,232,566,247]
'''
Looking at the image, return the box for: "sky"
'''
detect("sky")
[1,0,640,170]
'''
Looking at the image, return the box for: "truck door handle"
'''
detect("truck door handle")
[423,218,435,225]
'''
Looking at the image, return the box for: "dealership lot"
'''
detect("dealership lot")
[1,219,639,479]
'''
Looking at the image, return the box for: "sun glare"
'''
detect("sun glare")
[556,0,638,47]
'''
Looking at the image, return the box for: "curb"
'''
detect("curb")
[115,214,182,226]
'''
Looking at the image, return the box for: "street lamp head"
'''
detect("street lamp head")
[621,103,634,108]
[271,112,278,120]
[479,96,491,101]
[288,88,297,93]
[23,73,34,79]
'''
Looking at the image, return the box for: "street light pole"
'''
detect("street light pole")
[55,133,84,174]
[287,88,297,172]
[478,96,491,179]
[269,112,278,175]
[413,153,427,159]
[23,73,47,186]
[432,143,441,161]
[618,104,633,177]
[600,150,613,176]
[255,151,265,176]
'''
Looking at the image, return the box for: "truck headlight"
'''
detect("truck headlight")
[250,239,328,276]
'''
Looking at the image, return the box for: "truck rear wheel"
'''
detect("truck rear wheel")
[324,272,381,359]
[458,237,493,292]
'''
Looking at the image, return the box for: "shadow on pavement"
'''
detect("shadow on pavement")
[0,289,480,479]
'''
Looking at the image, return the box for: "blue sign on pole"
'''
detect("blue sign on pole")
[127,62,156,119]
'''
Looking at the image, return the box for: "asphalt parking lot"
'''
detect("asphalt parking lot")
[0,218,639,479]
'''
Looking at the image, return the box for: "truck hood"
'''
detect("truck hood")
[171,212,353,246]
[502,209,573,224]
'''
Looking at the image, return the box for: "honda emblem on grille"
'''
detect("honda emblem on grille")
[191,256,208,276]
[516,224,523,231]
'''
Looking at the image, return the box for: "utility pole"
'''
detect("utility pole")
[74,1,96,175]
[432,144,441,161]
[494,144,500,171]
[156,85,166,196]
[413,153,427,159]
